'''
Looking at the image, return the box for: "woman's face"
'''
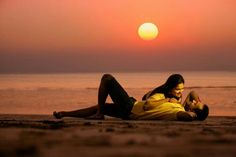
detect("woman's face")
[170,83,184,98]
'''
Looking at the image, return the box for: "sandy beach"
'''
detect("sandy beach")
[1,0,236,156]
[0,114,235,157]
[0,73,235,157]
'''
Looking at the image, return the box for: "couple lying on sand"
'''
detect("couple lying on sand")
[53,74,209,121]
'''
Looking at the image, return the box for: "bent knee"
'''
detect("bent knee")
[102,74,114,81]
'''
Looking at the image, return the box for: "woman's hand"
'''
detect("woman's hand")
[168,98,179,103]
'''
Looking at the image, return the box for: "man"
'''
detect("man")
[53,74,209,121]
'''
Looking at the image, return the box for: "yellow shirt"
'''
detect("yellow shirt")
[130,93,185,120]
[148,93,165,100]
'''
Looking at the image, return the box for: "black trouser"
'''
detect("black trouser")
[100,74,136,119]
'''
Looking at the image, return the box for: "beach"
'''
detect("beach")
[0,72,236,157]
[1,0,236,156]
[0,114,236,157]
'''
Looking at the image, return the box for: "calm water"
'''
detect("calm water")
[0,71,235,90]
[0,71,236,116]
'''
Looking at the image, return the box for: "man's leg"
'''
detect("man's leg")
[53,105,98,119]
[54,102,126,119]
[89,74,133,119]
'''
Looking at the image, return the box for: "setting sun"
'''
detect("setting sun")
[138,22,159,40]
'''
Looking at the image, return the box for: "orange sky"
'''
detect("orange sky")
[0,0,236,73]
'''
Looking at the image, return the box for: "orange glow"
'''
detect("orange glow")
[0,0,236,56]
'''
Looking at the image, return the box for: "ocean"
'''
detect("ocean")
[0,71,235,116]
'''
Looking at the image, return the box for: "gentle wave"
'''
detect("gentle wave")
[1,71,235,90]
[1,86,236,91]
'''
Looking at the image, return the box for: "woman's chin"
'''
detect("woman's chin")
[176,95,182,98]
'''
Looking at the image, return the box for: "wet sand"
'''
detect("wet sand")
[0,114,236,157]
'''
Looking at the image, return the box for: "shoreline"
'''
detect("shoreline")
[1,87,236,116]
[1,85,236,90]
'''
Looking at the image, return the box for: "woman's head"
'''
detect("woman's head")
[143,74,185,100]
[164,74,185,99]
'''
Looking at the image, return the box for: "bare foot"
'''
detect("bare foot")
[86,113,105,120]
[53,111,63,119]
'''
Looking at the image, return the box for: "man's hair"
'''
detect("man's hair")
[194,104,209,121]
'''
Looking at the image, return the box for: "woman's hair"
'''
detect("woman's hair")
[142,74,185,100]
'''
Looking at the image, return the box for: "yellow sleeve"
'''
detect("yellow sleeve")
[130,102,185,120]
[131,94,166,114]
[143,93,166,111]
[131,101,145,114]
[148,93,165,100]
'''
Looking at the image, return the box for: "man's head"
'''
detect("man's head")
[191,103,209,121]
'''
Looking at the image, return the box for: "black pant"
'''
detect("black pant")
[100,74,136,119]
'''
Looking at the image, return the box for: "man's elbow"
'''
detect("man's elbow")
[177,111,196,121]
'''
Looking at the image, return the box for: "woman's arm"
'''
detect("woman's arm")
[142,90,153,100]
[176,111,197,121]
[143,96,182,111]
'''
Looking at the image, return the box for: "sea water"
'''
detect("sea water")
[0,71,235,116]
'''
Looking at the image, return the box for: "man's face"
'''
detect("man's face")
[190,101,204,111]
[170,83,184,98]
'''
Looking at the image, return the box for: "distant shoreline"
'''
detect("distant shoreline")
[0,86,236,91]
[0,70,236,74]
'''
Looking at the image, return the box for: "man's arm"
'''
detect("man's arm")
[176,111,197,121]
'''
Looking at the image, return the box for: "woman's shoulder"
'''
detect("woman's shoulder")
[149,93,165,100]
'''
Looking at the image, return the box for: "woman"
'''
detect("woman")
[53,74,209,121]
[142,74,200,111]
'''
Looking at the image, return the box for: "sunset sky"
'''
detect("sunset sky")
[0,0,236,73]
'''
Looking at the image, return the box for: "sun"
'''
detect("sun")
[138,22,159,40]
